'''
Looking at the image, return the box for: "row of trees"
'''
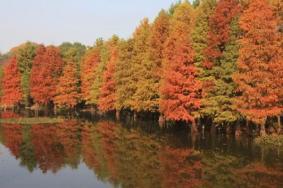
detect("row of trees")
[0,0,282,135]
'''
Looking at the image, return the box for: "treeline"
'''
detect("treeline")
[0,0,282,135]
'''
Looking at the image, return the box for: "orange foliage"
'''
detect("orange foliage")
[31,125,64,173]
[81,125,101,173]
[30,45,64,105]
[1,124,23,158]
[1,56,22,106]
[56,120,81,166]
[80,48,100,104]
[54,62,80,108]
[98,45,119,112]
[159,147,202,188]
[160,3,201,122]
[233,0,283,124]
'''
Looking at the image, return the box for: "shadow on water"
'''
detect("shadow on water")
[0,111,282,188]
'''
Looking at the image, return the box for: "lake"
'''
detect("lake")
[0,117,282,188]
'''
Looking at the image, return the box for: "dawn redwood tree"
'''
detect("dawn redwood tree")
[160,2,201,131]
[90,39,110,106]
[192,0,216,67]
[233,0,283,135]
[54,62,80,109]
[115,39,135,111]
[136,10,170,113]
[80,46,100,104]
[1,56,22,107]
[131,18,153,112]
[0,65,3,101]
[199,0,241,125]
[98,40,119,113]
[30,45,64,105]
[60,42,86,100]
[13,42,37,107]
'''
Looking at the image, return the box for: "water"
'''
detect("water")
[0,118,282,188]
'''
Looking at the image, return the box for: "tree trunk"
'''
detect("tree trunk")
[246,120,250,135]
[191,119,198,135]
[278,115,281,134]
[260,123,266,136]
[235,121,241,137]
[116,110,120,121]
[133,111,137,122]
[158,115,165,128]
[210,124,216,135]
[54,106,57,116]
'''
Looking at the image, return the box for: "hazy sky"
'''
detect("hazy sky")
[0,0,179,53]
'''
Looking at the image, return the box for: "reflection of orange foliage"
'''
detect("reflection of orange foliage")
[81,125,101,173]
[96,121,119,182]
[0,112,21,119]
[56,120,80,166]
[159,147,202,188]
[31,124,64,173]
[2,124,22,158]
[235,162,283,188]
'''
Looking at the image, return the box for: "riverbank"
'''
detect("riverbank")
[0,117,64,125]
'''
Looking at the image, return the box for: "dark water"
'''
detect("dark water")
[0,117,282,188]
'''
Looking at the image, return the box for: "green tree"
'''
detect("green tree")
[131,18,153,112]
[14,42,37,106]
[90,37,117,106]
[192,0,216,68]
[115,39,135,111]
[199,0,241,125]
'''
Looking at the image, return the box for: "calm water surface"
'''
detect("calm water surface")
[0,116,282,188]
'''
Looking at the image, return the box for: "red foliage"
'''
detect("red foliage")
[160,3,201,122]
[30,45,64,105]
[1,124,23,158]
[159,147,202,188]
[204,0,241,67]
[0,112,21,119]
[1,57,22,106]
[31,124,64,173]
[98,45,118,112]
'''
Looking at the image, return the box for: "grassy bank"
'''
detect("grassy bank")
[255,135,283,148]
[0,117,64,125]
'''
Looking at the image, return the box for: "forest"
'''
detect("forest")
[0,0,282,137]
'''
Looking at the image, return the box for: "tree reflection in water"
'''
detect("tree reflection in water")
[0,119,282,188]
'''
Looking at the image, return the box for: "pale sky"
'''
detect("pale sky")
[0,0,179,53]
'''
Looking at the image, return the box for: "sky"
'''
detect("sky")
[0,0,179,53]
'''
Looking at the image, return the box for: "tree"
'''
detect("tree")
[81,43,101,104]
[90,39,110,106]
[199,0,241,125]
[192,0,216,67]
[115,39,135,111]
[0,64,3,102]
[59,42,86,64]
[30,45,64,105]
[131,18,155,112]
[233,0,283,135]
[133,11,170,113]
[13,42,37,107]
[54,62,80,108]
[1,56,22,106]
[98,39,119,113]
[160,2,201,128]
